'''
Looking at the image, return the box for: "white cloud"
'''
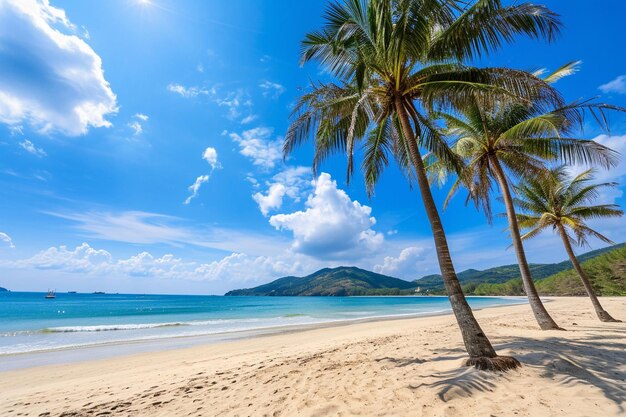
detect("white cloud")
[0,232,15,249]
[226,127,283,169]
[184,147,220,204]
[373,246,426,277]
[252,166,312,215]
[599,75,626,94]
[128,113,148,136]
[241,115,258,125]
[269,173,384,259]
[567,134,626,203]
[0,0,117,136]
[259,81,286,99]
[11,242,112,272]
[3,242,308,285]
[387,229,398,236]
[9,125,23,136]
[19,139,46,157]
[184,175,210,205]
[46,211,192,245]
[167,83,208,98]
[202,147,220,169]
[166,84,250,119]
[253,183,287,216]
[214,89,251,119]
[128,121,142,135]
[42,209,293,256]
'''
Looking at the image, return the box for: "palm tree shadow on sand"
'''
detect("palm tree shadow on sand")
[405,328,626,410]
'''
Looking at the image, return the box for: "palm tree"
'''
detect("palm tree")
[513,167,623,322]
[285,0,564,370]
[433,84,619,330]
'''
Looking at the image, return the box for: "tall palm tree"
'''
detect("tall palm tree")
[513,167,623,322]
[433,86,619,330]
[285,0,563,370]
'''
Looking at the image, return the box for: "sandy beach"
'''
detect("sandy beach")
[1,297,624,417]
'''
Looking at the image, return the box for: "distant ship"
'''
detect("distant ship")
[93,291,105,295]
[44,289,56,299]
[68,291,77,294]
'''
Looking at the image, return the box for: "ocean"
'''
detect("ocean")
[0,292,525,356]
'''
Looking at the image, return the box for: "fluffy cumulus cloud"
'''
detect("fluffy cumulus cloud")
[252,166,312,215]
[226,127,283,169]
[599,75,626,94]
[269,173,384,259]
[0,0,117,136]
[259,81,286,99]
[373,246,427,278]
[11,242,112,272]
[202,146,220,169]
[3,242,308,284]
[19,139,46,157]
[253,183,287,216]
[0,232,15,249]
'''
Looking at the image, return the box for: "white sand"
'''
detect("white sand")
[1,297,624,416]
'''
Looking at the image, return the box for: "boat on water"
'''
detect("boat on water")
[44,289,56,299]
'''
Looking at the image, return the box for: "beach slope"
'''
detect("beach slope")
[1,297,624,417]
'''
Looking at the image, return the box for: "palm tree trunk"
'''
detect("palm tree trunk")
[395,96,519,371]
[556,224,620,322]
[490,157,562,330]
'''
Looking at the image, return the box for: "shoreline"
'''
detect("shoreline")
[1,297,623,417]
[0,296,531,372]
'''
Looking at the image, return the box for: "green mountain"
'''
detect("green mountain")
[0,287,7,292]
[415,243,624,293]
[473,245,626,296]
[225,266,417,296]
[224,244,624,296]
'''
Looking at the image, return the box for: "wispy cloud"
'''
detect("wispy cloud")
[19,139,46,157]
[599,75,626,94]
[184,175,210,205]
[0,232,15,249]
[259,80,286,99]
[167,83,209,98]
[128,121,143,135]
[184,147,221,204]
[127,113,149,136]
[240,114,258,125]
[41,209,291,256]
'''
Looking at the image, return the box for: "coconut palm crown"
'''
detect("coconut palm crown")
[513,166,623,322]
[429,61,621,330]
[284,0,565,370]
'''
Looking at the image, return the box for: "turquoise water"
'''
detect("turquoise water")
[0,292,524,355]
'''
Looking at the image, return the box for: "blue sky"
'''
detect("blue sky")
[0,0,625,294]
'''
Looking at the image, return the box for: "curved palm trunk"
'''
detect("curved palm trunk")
[395,97,519,371]
[490,158,562,330]
[556,224,621,322]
